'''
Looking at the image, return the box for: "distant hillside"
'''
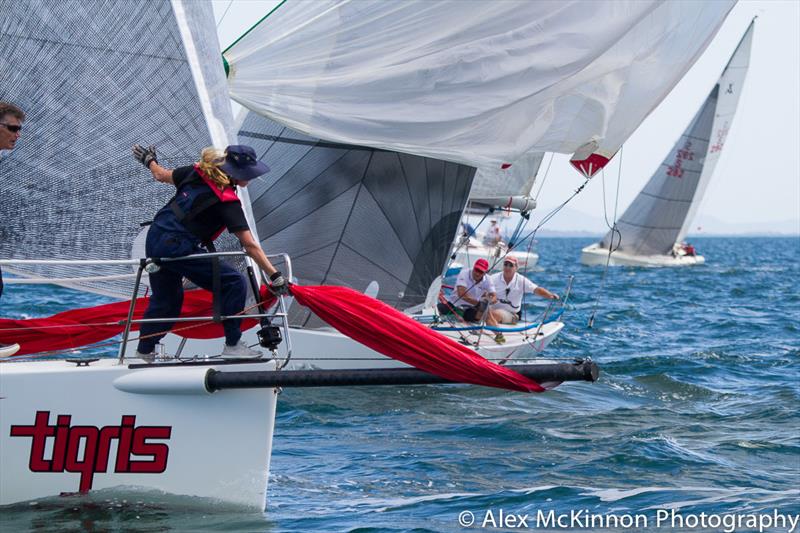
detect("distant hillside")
[478,205,798,238]
[522,207,799,237]
[689,215,799,236]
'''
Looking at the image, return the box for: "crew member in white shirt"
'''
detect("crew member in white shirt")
[437,258,506,343]
[490,256,558,324]
[483,219,502,246]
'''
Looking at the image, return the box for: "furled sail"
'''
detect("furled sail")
[0,0,237,299]
[237,110,474,327]
[224,0,734,175]
[599,21,754,256]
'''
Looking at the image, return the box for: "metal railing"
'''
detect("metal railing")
[0,253,294,365]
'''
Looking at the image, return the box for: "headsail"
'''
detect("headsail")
[468,152,544,212]
[224,0,734,175]
[237,110,474,327]
[600,21,755,256]
[0,0,236,299]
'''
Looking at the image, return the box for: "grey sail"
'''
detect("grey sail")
[0,0,236,299]
[599,21,754,256]
[237,111,475,327]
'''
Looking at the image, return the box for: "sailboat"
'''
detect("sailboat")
[450,152,544,272]
[1,0,734,508]
[581,21,754,267]
[222,0,736,371]
[231,109,563,369]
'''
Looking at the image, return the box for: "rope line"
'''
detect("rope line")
[588,147,624,328]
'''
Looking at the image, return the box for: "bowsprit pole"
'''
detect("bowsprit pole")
[205,360,599,391]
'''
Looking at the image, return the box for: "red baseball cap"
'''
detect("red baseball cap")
[473,258,490,272]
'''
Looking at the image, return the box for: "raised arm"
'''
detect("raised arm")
[132,144,173,184]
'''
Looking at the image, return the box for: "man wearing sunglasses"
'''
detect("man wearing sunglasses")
[0,101,25,357]
[490,256,559,324]
[0,102,24,153]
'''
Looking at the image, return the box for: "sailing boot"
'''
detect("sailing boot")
[0,343,20,358]
[135,350,155,363]
[221,340,263,359]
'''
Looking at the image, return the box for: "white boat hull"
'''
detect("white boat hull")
[580,243,705,267]
[0,357,277,509]
[276,322,564,371]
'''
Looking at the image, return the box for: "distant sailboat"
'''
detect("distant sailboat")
[451,153,544,272]
[581,21,754,267]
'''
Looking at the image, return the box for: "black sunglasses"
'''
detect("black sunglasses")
[503,261,515,267]
[1,123,22,133]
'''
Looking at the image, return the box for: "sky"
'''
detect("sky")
[212,0,800,235]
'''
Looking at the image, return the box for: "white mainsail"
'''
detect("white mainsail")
[224,0,734,175]
[594,21,755,258]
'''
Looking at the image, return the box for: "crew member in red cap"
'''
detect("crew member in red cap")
[437,258,506,344]
[131,144,288,360]
[490,256,558,324]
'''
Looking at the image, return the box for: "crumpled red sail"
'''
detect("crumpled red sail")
[289,285,544,393]
[1,283,543,393]
[0,288,275,356]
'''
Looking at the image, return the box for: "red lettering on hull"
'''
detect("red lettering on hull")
[10,411,171,492]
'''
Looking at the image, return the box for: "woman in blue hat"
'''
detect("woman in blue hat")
[131,144,287,359]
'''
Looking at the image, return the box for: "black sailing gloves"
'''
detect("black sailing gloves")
[269,271,289,296]
[132,144,158,169]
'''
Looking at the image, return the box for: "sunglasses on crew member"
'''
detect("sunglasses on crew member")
[503,261,515,268]
[0,123,22,133]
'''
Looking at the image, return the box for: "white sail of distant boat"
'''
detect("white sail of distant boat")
[581,21,755,267]
[0,0,278,508]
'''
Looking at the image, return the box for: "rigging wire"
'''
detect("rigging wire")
[440,162,596,345]
[216,0,235,29]
[588,146,624,328]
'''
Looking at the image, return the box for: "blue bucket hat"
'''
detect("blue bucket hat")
[220,145,270,181]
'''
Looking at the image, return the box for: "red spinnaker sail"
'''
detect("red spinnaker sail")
[0,289,275,356]
[1,283,543,392]
[290,285,544,393]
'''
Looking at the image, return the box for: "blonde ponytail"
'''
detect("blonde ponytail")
[197,147,232,189]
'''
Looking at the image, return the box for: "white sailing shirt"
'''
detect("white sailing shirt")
[489,272,538,313]
[447,268,496,309]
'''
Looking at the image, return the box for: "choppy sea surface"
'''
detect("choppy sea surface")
[1,237,798,532]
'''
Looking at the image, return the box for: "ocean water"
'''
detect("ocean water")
[1,237,798,532]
